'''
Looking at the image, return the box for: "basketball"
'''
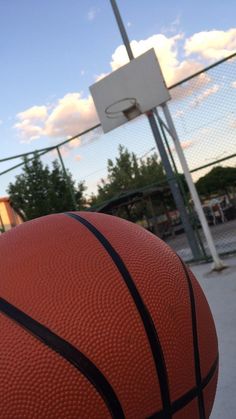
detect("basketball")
[0,212,218,418]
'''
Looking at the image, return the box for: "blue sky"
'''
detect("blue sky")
[1,0,236,196]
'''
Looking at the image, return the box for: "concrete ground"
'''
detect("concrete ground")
[190,255,236,418]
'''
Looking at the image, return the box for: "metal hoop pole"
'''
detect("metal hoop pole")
[109,0,202,260]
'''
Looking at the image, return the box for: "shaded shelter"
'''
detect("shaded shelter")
[91,184,176,239]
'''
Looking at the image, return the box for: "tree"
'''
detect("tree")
[48,160,86,213]
[8,153,86,220]
[196,166,236,198]
[92,145,166,205]
[139,154,166,187]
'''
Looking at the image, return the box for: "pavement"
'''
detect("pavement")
[190,255,236,418]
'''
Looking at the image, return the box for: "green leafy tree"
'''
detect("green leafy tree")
[92,145,166,205]
[139,154,166,187]
[8,153,86,220]
[75,181,87,209]
[196,166,236,198]
[48,160,86,212]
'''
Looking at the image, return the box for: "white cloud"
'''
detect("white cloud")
[14,105,48,143]
[169,59,203,85]
[170,72,211,101]
[232,81,236,88]
[14,121,44,143]
[161,14,181,34]
[107,28,236,88]
[87,7,98,21]
[127,22,132,28]
[185,28,236,60]
[110,33,185,86]
[108,33,214,92]
[17,105,48,122]
[14,94,99,143]
[94,72,109,82]
[44,93,98,138]
[0,119,3,125]
[68,137,81,148]
[172,15,181,27]
[107,33,213,102]
[190,84,220,108]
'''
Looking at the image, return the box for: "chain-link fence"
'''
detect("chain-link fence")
[1,53,236,262]
[165,54,236,259]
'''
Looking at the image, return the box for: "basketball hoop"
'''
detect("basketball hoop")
[90,49,170,133]
[105,98,141,121]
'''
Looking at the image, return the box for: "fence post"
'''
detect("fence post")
[161,104,225,270]
[157,111,208,260]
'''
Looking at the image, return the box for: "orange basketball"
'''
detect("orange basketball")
[0,212,218,418]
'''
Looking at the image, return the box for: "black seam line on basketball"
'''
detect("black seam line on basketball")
[64,212,172,418]
[178,257,206,419]
[147,354,219,419]
[0,297,124,419]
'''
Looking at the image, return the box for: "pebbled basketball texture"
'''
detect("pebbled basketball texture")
[0,212,218,418]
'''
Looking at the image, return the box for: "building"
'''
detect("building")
[0,197,24,232]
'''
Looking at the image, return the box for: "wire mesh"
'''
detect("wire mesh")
[1,54,236,260]
[165,55,236,257]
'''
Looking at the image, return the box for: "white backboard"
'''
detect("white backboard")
[90,49,170,133]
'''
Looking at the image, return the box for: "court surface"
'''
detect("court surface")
[190,255,236,418]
